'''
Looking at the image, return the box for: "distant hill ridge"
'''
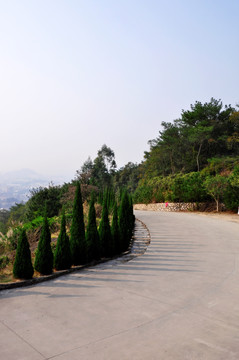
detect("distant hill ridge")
[0,169,67,209]
[0,169,47,184]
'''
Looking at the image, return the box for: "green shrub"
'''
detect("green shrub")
[34,212,53,275]
[8,227,21,250]
[70,182,87,265]
[111,202,120,255]
[133,182,153,204]
[99,195,112,258]
[118,190,134,252]
[54,209,72,270]
[13,229,34,279]
[86,195,101,261]
[0,255,9,270]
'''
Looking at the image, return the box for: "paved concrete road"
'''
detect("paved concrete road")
[1,211,239,360]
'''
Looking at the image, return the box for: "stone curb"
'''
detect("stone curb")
[0,218,150,291]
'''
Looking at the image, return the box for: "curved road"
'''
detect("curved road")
[1,211,239,359]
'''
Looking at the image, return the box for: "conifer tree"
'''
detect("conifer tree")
[70,182,87,265]
[34,210,53,275]
[54,209,72,270]
[111,202,120,255]
[99,195,112,258]
[86,194,101,261]
[13,229,34,279]
[129,195,135,234]
[118,190,134,252]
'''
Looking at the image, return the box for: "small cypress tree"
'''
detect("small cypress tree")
[34,211,53,275]
[118,190,134,252]
[70,182,87,265]
[54,209,72,270]
[99,195,112,258]
[104,187,115,213]
[13,229,34,279]
[129,195,135,234]
[86,195,101,261]
[111,202,120,255]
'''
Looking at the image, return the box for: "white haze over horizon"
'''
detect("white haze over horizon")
[0,0,239,181]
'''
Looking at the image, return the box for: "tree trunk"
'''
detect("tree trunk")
[196,142,203,172]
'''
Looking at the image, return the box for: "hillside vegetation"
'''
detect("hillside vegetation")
[1,98,239,237]
[134,98,239,211]
[0,97,239,280]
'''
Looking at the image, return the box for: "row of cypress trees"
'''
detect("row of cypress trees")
[13,184,135,279]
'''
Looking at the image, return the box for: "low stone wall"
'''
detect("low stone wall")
[134,202,198,212]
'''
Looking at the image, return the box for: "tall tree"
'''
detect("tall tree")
[70,183,87,265]
[143,98,236,177]
[75,144,117,191]
[113,162,141,193]
[34,209,53,275]
[75,157,94,185]
[203,175,229,212]
[13,229,34,279]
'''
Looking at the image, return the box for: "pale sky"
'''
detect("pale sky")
[0,0,239,181]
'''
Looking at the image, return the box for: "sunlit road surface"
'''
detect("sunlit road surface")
[1,210,239,360]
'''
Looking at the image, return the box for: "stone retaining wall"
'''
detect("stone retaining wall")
[134,202,198,212]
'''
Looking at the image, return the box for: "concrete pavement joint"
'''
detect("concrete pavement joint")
[1,320,46,359]
[45,307,182,360]
[46,291,232,360]
[191,309,239,332]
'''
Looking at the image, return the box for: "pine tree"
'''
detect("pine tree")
[54,209,72,270]
[86,195,101,261]
[111,202,120,255]
[13,229,34,279]
[34,211,53,275]
[70,182,87,265]
[99,195,112,258]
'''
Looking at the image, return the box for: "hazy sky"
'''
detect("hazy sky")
[1,0,239,181]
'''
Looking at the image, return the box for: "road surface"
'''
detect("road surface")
[1,210,239,359]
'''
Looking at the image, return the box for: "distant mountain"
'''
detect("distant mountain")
[0,169,68,210]
[0,169,47,184]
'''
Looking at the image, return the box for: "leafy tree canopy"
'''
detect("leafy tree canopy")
[25,184,62,221]
[76,144,117,190]
[143,98,238,177]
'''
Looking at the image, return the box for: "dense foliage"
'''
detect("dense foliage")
[8,188,134,280]
[133,99,239,211]
[76,144,117,190]
[25,184,62,221]
[134,161,239,211]
[143,99,239,177]
[0,209,10,234]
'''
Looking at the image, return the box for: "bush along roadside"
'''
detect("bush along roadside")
[9,187,135,281]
